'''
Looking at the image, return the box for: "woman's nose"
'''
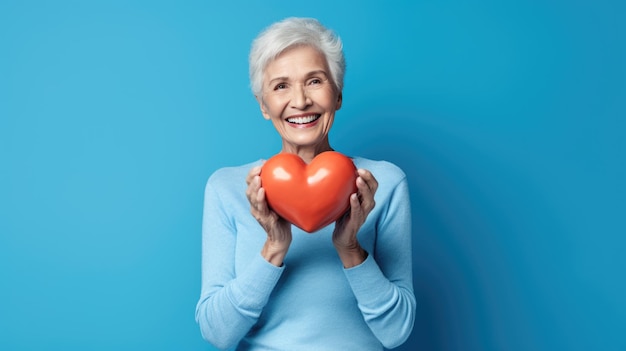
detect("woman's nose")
[291,85,312,109]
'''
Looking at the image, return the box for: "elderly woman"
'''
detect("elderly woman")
[196,17,415,350]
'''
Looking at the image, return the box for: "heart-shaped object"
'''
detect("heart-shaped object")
[260,151,357,233]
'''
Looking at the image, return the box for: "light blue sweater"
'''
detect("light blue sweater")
[195,157,416,350]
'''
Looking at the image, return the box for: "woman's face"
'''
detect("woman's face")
[258,45,342,154]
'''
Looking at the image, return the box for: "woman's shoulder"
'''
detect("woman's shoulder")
[351,156,409,202]
[351,156,406,182]
[206,159,263,186]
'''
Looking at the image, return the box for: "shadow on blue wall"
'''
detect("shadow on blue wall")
[334,104,554,350]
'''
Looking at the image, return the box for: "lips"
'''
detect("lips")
[286,114,321,125]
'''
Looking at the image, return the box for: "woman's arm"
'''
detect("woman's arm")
[195,176,285,350]
[343,177,416,349]
[195,165,293,350]
[333,169,378,268]
[246,165,292,267]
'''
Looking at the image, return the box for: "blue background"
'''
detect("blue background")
[1,1,624,350]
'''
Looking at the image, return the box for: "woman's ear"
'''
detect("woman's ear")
[256,95,271,120]
[335,92,343,110]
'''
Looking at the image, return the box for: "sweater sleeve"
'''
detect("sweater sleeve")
[343,176,416,349]
[195,179,284,350]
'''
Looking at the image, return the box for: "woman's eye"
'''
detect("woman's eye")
[309,78,322,85]
[274,83,287,90]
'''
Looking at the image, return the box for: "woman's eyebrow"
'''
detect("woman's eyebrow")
[267,70,329,86]
[268,69,328,84]
[306,70,329,78]
[267,76,289,86]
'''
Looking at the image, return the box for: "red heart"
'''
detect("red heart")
[260,151,357,233]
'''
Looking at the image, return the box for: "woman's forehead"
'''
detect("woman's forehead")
[264,46,329,79]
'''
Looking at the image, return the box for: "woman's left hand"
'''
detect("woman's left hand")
[333,168,378,268]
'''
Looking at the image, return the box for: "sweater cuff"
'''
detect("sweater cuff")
[343,253,392,306]
[229,253,285,311]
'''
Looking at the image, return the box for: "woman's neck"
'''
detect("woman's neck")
[280,140,333,164]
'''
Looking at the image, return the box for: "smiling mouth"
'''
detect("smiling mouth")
[286,114,321,125]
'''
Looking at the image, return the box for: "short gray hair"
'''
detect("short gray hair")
[249,17,345,97]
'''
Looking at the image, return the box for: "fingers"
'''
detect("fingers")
[246,166,282,234]
[246,165,265,210]
[348,192,363,222]
[245,174,260,203]
[333,169,378,252]
[246,165,264,204]
[339,182,370,233]
[247,176,267,214]
[246,165,263,185]
[355,169,377,213]
[332,193,363,249]
[357,168,378,194]
[255,187,269,215]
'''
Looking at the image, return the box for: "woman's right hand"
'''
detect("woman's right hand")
[246,165,292,266]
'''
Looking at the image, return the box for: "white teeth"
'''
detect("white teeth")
[287,114,320,124]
